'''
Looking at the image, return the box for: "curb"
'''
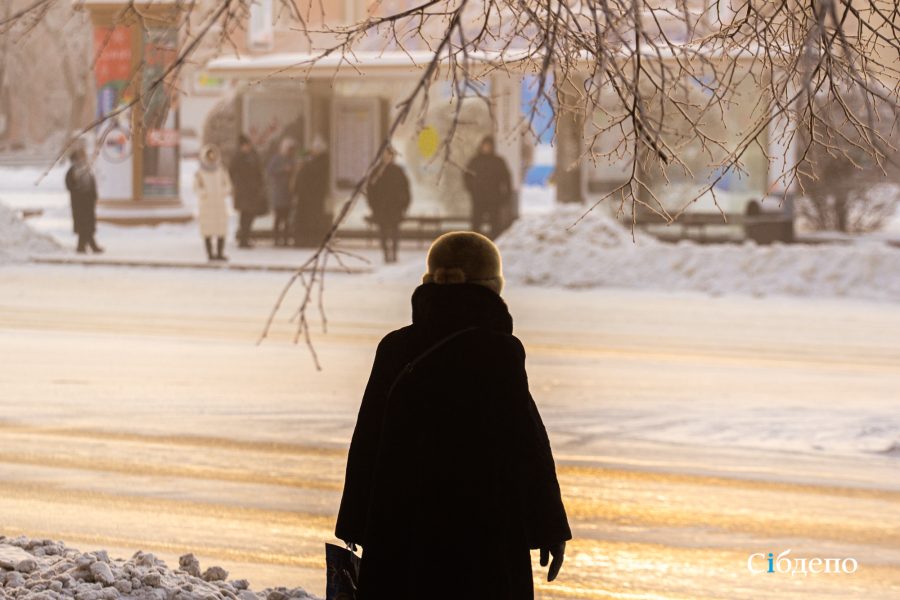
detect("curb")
[29,255,373,274]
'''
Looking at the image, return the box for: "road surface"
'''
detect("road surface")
[1,264,898,598]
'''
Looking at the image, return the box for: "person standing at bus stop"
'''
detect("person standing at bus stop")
[266,137,296,246]
[194,144,232,262]
[65,147,103,254]
[229,135,267,248]
[291,136,331,247]
[366,147,411,263]
[464,135,512,239]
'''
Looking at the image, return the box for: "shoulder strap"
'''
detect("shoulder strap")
[386,326,479,399]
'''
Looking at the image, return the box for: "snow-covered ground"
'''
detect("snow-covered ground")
[0,536,318,600]
[1,163,898,463]
[3,163,900,302]
[0,162,389,270]
[0,201,61,263]
[497,206,900,301]
[2,265,899,599]
[2,164,900,598]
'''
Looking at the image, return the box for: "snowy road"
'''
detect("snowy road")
[1,264,899,598]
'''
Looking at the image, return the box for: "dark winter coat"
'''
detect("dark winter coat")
[65,165,98,236]
[365,163,411,226]
[266,154,294,210]
[464,152,512,211]
[292,152,330,217]
[335,283,571,600]
[228,149,267,214]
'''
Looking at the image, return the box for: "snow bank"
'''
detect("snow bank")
[0,536,320,600]
[497,207,900,301]
[0,164,67,193]
[0,201,62,263]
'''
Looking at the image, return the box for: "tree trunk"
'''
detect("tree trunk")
[834,193,849,232]
[555,81,584,204]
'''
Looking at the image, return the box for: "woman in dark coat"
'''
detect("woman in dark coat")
[464,135,512,239]
[365,147,411,263]
[291,136,331,247]
[64,148,103,254]
[228,134,267,248]
[336,232,571,600]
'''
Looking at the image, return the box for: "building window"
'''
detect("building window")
[248,0,274,51]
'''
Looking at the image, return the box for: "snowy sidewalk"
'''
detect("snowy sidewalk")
[28,254,373,274]
[5,161,900,300]
[0,188,414,274]
[0,162,422,273]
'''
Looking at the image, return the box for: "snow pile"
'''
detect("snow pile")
[0,201,62,263]
[497,207,900,300]
[0,536,320,600]
[503,206,654,250]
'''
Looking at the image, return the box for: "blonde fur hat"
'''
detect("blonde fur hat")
[422,231,504,295]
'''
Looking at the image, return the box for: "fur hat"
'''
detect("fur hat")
[422,231,504,294]
[200,144,220,166]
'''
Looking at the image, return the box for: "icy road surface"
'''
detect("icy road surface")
[1,264,899,599]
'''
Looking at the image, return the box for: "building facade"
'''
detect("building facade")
[193,0,524,230]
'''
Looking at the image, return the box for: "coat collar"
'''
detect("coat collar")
[411,283,513,335]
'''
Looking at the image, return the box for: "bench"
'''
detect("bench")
[249,215,473,246]
[360,215,472,246]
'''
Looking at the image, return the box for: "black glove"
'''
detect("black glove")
[539,541,566,582]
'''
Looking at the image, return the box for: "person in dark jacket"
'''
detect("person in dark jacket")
[64,148,103,254]
[365,147,411,263]
[336,231,571,600]
[464,135,513,239]
[266,137,296,246]
[291,136,331,248]
[228,135,267,248]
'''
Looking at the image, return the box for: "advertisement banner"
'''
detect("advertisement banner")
[93,26,133,200]
[332,97,380,189]
[94,26,132,118]
[141,27,179,199]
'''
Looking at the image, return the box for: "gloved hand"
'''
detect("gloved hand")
[539,541,565,582]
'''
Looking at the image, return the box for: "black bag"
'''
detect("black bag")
[325,543,360,600]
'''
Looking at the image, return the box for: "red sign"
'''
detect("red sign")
[146,128,179,147]
[94,26,132,116]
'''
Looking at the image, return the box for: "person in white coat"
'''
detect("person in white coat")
[194,144,232,261]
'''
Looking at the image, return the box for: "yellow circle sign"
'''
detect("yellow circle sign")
[417,126,439,159]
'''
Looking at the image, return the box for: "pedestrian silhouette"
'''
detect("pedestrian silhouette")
[366,147,411,263]
[194,144,231,262]
[292,136,331,248]
[464,136,513,239]
[336,231,571,599]
[65,148,103,254]
[267,137,296,246]
[229,134,267,248]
